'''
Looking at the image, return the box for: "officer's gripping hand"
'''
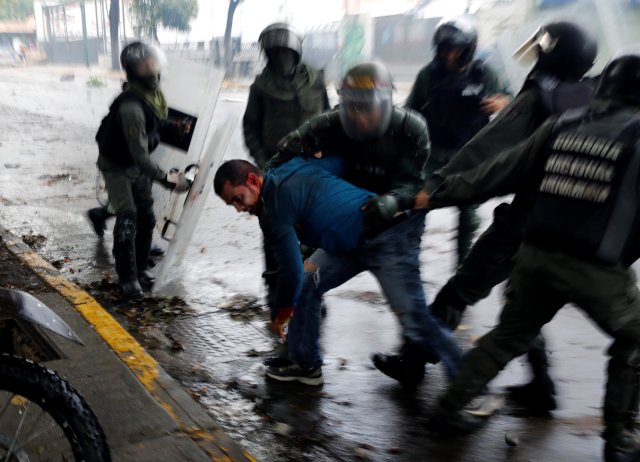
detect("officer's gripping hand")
[166,170,192,192]
[480,94,511,115]
[414,190,430,210]
[432,303,464,331]
[177,117,193,134]
[430,284,467,331]
[272,306,294,340]
[361,194,399,238]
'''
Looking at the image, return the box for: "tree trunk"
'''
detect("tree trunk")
[223,0,240,76]
[109,0,120,70]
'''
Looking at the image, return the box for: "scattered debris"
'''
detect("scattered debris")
[245,349,262,357]
[354,444,374,460]
[339,290,387,305]
[21,233,47,250]
[60,73,75,82]
[505,432,519,447]
[218,294,267,321]
[83,277,193,325]
[273,422,293,437]
[166,332,184,351]
[189,386,208,400]
[38,173,83,186]
[51,256,72,269]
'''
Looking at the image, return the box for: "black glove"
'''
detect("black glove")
[430,282,467,331]
[362,194,399,238]
[165,169,192,192]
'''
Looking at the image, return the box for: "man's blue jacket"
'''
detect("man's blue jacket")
[259,156,375,312]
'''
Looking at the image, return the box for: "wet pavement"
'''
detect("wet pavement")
[0,65,616,461]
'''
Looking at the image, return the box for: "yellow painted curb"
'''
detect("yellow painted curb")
[0,229,253,461]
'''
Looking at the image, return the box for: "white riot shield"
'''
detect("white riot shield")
[153,118,237,293]
[152,59,224,238]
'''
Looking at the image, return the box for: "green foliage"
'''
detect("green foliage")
[86,76,107,88]
[157,0,197,31]
[131,0,198,39]
[0,0,34,20]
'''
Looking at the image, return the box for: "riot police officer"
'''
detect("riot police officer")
[266,62,440,388]
[417,22,597,411]
[243,22,330,168]
[378,21,596,402]
[426,53,640,462]
[95,42,190,299]
[243,23,330,310]
[406,16,511,265]
[268,61,429,240]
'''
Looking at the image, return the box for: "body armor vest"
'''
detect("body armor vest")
[96,91,161,167]
[509,75,596,215]
[259,77,326,156]
[525,109,640,265]
[420,60,490,149]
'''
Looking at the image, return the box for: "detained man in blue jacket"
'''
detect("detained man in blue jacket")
[214,156,462,386]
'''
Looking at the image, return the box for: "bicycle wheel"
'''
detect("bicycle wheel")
[0,354,111,461]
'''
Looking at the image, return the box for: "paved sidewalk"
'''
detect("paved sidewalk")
[0,225,255,462]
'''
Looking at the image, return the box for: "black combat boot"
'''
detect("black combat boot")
[87,206,111,237]
[113,213,143,300]
[506,349,557,413]
[426,402,486,436]
[135,207,156,292]
[604,430,640,462]
[371,341,433,390]
[603,364,640,462]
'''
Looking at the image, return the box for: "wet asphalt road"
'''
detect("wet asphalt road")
[0,65,615,461]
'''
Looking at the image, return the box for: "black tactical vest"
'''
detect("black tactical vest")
[95,91,161,167]
[420,60,490,149]
[259,75,327,156]
[525,109,640,265]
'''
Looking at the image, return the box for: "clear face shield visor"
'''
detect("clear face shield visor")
[513,27,558,66]
[338,87,393,140]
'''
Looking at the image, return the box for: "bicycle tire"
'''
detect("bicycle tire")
[0,354,111,462]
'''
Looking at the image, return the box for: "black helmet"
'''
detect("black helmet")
[432,17,478,68]
[595,54,640,105]
[258,23,302,62]
[514,22,597,80]
[120,41,166,90]
[338,61,393,141]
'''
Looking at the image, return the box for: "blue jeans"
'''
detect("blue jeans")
[287,211,462,378]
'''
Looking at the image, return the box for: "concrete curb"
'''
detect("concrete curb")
[0,225,257,462]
